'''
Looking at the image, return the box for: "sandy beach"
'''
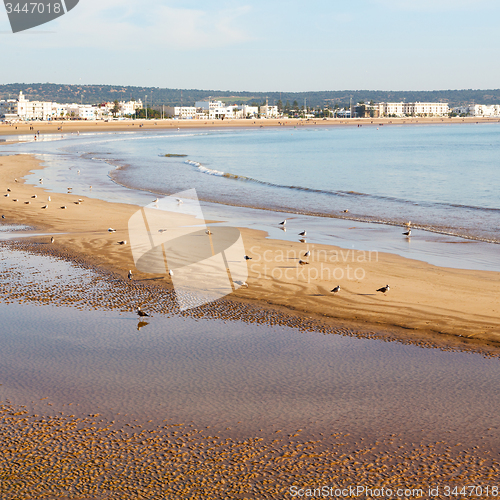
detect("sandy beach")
[1,115,500,138]
[0,152,499,345]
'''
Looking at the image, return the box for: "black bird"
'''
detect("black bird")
[50,236,54,244]
[279,219,286,226]
[331,285,341,294]
[244,255,252,260]
[402,229,411,237]
[376,285,390,294]
[298,230,307,237]
[1,215,5,219]
[137,307,150,317]
[128,270,133,280]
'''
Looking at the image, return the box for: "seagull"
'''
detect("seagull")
[24,201,30,204]
[50,236,54,244]
[78,199,83,203]
[402,229,411,237]
[6,188,11,192]
[42,205,48,209]
[298,259,309,266]
[342,209,349,213]
[39,178,43,182]
[31,195,37,199]
[176,198,183,204]
[60,206,67,209]
[205,229,212,235]
[405,220,411,227]
[13,199,18,202]
[279,219,287,226]
[244,255,252,260]
[331,285,341,294]
[376,285,390,294]
[298,230,307,236]
[304,250,310,257]
[4,194,9,198]
[117,240,127,245]
[235,280,249,288]
[1,215,5,219]
[48,196,51,202]
[108,228,116,232]
[14,178,18,182]
[169,269,173,276]
[128,270,133,280]
[158,229,167,233]
[153,198,159,203]
[137,307,150,317]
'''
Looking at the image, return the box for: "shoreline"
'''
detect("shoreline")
[1,152,499,347]
[1,115,500,137]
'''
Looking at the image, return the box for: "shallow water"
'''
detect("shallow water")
[0,246,499,450]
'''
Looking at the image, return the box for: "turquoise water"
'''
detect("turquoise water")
[5,123,498,242]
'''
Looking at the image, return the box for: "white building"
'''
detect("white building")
[260,104,279,118]
[165,106,197,119]
[378,102,449,117]
[453,104,500,117]
[240,105,259,118]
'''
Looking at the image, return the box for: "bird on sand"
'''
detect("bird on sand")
[244,255,252,260]
[376,285,390,294]
[205,229,212,235]
[31,195,37,198]
[50,237,54,244]
[6,188,11,192]
[298,259,309,266]
[41,205,48,209]
[402,229,411,237]
[4,194,9,198]
[235,280,249,288]
[128,270,133,280]
[60,206,67,209]
[108,228,116,232]
[24,201,30,204]
[176,198,183,204]
[298,230,307,237]
[279,219,286,226]
[137,307,150,317]
[304,250,310,257]
[117,240,127,245]
[1,215,5,219]
[331,285,341,294]
[13,199,18,202]
[169,269,173,277]
[48,196,51,202]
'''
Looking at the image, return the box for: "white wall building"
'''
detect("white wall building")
[454,104,500,117]
[165,106,197,119]
[379,102,449,117]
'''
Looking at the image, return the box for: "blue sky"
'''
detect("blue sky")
[0,0,498,91]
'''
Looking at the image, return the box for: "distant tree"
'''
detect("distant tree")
[293,100,299,110]
[277,99,283,112]
[111,100,120,117]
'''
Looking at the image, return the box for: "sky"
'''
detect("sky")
[0,0,499,92]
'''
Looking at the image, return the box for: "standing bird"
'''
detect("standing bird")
[6,188,11,192]
[205,229,212,235]
[117,240,127,245]
[298,259,309,266]
[298,230,307,237]
[4,194,9,198]
[279,219,287,226]
[41,205,48,209]
[31,195,37,199]
[402,229,411,237]
[60,206,67,209]
[137,307,150,317]
[176,198,183,204]
[48,196,51,202]
[331,285,341,294]
[376,285,390,294]
[169,269,174,277]
[128,270,133,280]
[304,250,310,258]
[50,236,54,244]
[244,255,252,260]
[108,228,116,233]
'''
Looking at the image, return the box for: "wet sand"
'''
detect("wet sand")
[1,242,500,499]
[0,153,499,345]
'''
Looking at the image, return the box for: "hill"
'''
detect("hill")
[1,83,500,108]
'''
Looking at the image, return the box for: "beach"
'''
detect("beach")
[1,131,500,498]
[0,152,499,344]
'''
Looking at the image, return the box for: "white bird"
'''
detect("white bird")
[403,229,411,237]
[78,199,83,203]
[108,228,116,232]
[50,236,54,244]
[128,270,133,280]
[376,285,390,294]
[236,281,249,288]
[169,269,174,277]
[4,194,9,198]
[205,229,212,235]
[304,250,310,257]
[158,229,167,233]
[177,198,183,204]
[279,219,286,226]
[298,259,309,266]
[74,201,81,205]
[60,206,67,209]
[48,196,51,202]
[14,178,18,182]
[153,198,159,203]
[298,230,307,236]
[331,285,341,294]
[117,240,127,245]
[405,220,411,227]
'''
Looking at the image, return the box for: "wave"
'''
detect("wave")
[185,160,500,214]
